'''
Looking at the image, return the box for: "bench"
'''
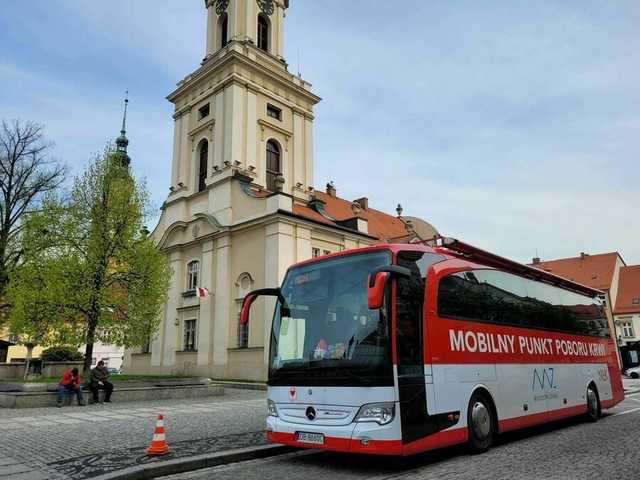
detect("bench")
[0,384,224,409]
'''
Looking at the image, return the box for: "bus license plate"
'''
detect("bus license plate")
[296,432,324,445]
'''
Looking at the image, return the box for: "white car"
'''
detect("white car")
[625,366,640,379]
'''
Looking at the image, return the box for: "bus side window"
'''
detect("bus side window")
[396,252,426,376]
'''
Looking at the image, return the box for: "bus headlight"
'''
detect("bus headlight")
[354,402,395,425]
[267,399,279,417]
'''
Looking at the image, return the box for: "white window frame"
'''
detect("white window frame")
[312,247,321,258]
[183,319,198,352]
[187,261,200,291]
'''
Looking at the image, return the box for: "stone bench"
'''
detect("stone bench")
[0,384,224,409]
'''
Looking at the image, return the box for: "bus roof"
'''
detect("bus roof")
[289,238,604,299]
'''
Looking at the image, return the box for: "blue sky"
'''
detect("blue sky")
[1,1,638,265]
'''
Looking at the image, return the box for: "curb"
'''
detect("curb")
[624,389,640,396]
[91,444,294,480]
[210,381,267,391]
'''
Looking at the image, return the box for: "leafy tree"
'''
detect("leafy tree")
[8,147,170,371]
[41,346,84,362]
[0,120,66,324]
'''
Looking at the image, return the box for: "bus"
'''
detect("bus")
[240,237,624,456]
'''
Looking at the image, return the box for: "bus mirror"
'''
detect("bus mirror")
[368,272,390,309]
[240,288,283,325]
[367,265,412,310]
[240,294,257,325]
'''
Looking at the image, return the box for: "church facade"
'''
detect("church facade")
[124,0,437,380]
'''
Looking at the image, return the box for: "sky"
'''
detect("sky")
[1,0,638,265]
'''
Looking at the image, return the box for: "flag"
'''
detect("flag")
[196,287,210,299]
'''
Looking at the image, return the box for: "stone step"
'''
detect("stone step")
[0,384,224,409]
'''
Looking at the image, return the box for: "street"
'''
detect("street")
[0,389,267,479]
[160,392,640,480]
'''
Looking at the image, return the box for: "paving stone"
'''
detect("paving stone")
[0,462,32,475]
[1,390,266,479]
[25,421,56,427]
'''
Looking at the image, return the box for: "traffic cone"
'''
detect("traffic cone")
[145,414,170,456]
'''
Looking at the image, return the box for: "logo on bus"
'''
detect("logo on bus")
[532,368,556,391]
[598,368,609,382]
[289,387,296,401]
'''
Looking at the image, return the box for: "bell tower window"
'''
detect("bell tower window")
[198,140,208,192]
[219,13,228,48]
[257,14,269,52]
[266,139,281,191]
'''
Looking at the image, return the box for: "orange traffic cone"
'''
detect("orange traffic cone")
[145,414,170,456]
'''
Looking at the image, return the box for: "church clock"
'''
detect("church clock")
[256,0,275,16]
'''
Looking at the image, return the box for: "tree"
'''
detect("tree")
[0,120,66,323]
[8,147,170,371]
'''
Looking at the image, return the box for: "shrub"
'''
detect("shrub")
[40,346,84,362]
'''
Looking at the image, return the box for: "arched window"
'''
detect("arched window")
[257,14,269,52]
[219,13,228,48]
[266,140,281,191]
[198,140,208,192]
[235,273,254,349]
[187,261,200,291]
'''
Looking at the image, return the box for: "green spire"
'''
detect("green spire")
[114,91,131,167]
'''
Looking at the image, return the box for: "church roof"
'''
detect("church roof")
[291,189,409,241]
[614,265,640,315]
[529,252,624,292]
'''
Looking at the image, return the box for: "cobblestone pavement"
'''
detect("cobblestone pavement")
[622,376,640,393]
[0,389,267,480]
[163,393,640,480]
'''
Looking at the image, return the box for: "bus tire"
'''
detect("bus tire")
[467,392,495,453]
[586,384,600,423]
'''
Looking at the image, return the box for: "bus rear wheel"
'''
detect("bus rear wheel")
[586,384,600,422]
[467,392,495,453]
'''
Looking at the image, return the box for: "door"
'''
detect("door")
[396,251,428,444]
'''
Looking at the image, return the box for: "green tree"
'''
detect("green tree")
[0,120,66,325]
[8,147,170,371]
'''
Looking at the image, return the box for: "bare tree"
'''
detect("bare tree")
[0,119,66,314]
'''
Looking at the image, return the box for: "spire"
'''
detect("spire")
[114,91,131,167]
[121,90,129,137]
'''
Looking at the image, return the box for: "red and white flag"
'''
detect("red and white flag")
[196,287,210,299]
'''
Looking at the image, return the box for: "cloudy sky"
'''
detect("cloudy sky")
[1,1,638,264]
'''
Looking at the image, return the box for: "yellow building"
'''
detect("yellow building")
[124,0,437,381]
[0,329,43,363]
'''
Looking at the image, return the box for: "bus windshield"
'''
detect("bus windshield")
[269,251,393,387]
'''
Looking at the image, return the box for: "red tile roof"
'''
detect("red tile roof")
[291,191,408,241]
[614,265,640,315]
[529,252,623,291]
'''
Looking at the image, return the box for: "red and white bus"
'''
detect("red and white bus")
[241,238,624,456]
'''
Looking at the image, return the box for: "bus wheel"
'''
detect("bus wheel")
[467,392,495,453]
[586,385,600,422]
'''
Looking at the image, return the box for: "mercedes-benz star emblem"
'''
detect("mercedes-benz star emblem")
[305,406,317,421]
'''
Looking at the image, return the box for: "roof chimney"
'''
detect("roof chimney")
[580,252,588,260]
[532,257,540,265]
[354,197,368,211]
[326,181,336,197]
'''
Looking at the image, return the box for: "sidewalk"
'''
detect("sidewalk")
[0,389,267,480]
[623,376,640,394]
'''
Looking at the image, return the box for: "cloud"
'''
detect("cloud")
[1,0,638,264]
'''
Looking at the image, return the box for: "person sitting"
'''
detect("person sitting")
[89,361,114,404]
[57,368,85,407]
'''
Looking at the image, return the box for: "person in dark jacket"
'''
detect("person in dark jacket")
[89,361,114,404]
[57,368,85,407]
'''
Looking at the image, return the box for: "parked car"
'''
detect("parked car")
[106,367,121,375]
[625,366,640,378]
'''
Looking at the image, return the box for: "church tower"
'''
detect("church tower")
[166,0,320,217]
[130,1,409,381]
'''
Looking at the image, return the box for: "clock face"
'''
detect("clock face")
[215,0,229,15]
[257,0,275,16]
